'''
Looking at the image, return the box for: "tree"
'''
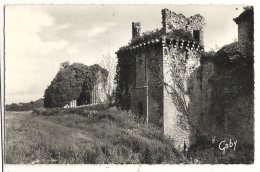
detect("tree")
[99,53,116,103]
[43,62,108,108]
[243,6,253,11]
[60,61,70,70]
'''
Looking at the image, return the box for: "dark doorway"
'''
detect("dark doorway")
[138,102,144,120]
[77,91,91,106]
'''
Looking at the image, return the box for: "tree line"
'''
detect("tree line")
[5,98,44,111]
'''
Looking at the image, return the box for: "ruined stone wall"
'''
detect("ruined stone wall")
[187,14,205,46]
[161,9,187,32]
[135,53,146,88]
[117,8,254,153]
[161,8,205,45]
[234,8,254,43]
[147,49,164,127]
[209,8,254,145]
[238,20,254,42]
[117,8,206,151]
[132,22,141,39]
[124,38,204,150]
[64,100,77,108]
[131,52,147,121]
[207,62,254,145]
[131,47,164,126]
[131,88,147,120]
[187,61,216,137]
[162,46,202,150]
[223,93,254,144]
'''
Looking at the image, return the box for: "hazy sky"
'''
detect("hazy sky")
[5,5,245,104]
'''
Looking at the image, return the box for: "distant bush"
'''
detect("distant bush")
[33,107,63,116]
[6,98,44,111]
[32,107,47,115]
[33,103,109,116]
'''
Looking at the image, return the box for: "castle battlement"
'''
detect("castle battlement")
[116,38,204,55]
[117,8,205,55]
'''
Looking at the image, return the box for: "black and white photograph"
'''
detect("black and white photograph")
[1,1,257,170]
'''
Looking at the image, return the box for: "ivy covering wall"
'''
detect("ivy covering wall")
[115,29,195,111]
[114,53,136,110]
[208,41,254,139]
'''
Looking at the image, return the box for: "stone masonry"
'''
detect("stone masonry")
[161,8,204,46]
[116,8,204,150]
[233,8,254,42]
[116,8,254,151]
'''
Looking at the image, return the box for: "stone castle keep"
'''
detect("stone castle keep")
[116,8,254,151]
[116,9,205,150]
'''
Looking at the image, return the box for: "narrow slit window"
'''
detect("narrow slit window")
[193,30,200,42]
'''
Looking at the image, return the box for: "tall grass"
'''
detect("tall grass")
[7,107,253,164]
[6,108,185,164]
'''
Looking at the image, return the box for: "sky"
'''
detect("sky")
[4,5,246,104]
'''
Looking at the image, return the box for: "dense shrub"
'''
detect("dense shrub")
[33,103,109,116]
[44,63,108,108]
[33,107,63,116]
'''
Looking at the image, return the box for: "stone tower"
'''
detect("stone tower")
[132,22,141,39]
[116,9,204,151]
[233,8,254,42]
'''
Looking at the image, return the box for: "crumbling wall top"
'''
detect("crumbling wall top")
[161,8,205,33]
[132,22,141,39]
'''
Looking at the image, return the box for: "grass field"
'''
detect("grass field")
[5,108,254,164]
[4,108,185,164]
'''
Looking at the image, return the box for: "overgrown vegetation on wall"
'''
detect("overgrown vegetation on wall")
[115,29,194,111]
[186,7,254,144]
[129,28,193,47]
[114,54,136,110]
[116,7,254,156]
[207,40,254,139]
[44,62,108,108]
